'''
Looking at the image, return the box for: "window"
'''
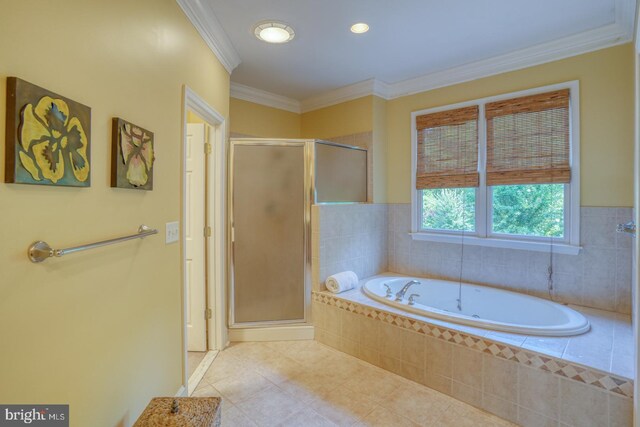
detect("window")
[411,82,580,254]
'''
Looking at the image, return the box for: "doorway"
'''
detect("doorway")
[181,86,227,396]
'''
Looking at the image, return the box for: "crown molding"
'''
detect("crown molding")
[297,0,635,110]
[388,22,631,99]
[176,0,241,74]
[230,82,301,113]
[300,79,392,113]
[617,0,636,35]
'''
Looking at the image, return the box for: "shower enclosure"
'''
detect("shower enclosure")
[228,139,367,330]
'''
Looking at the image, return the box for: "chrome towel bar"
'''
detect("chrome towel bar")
[28,225,158,263]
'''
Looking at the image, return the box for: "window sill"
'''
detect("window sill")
[409,232,581,255]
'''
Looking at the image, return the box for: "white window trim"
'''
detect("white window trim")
[410,81,581,255]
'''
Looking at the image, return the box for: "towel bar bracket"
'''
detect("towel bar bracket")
[28,224,158,263]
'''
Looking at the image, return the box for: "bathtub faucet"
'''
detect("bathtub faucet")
[395,280,421,301]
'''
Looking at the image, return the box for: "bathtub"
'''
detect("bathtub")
[362,276,590,336]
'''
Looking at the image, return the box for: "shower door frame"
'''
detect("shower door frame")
[227,139,314,329]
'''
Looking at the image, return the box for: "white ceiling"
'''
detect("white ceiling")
[185,0,635,106]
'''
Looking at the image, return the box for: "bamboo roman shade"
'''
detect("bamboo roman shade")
[415,106,479,189]
[485,89,571,186]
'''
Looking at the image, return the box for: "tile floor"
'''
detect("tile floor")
[193,340,516,426]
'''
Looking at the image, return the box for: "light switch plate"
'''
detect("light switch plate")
[166,221,179,244]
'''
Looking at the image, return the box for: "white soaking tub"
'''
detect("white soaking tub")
[362,276,590,336]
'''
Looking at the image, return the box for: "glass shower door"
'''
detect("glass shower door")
[230,140,308,326]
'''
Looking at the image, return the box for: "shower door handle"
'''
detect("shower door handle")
[616,221,636,237]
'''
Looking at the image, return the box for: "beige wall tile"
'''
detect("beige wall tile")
[451,381,483,408]
[399,361,425,384]
[357,345,380,367]
[482,354,517,402]
[360,316,378,349]
[452,346,483,389]
[518,365,559,418]
[609,393,633,427]
[324,305,342,336]
[378,322,403,360]
[559,378,608,427]
[341,310,363,342]
[339,338,360,358]
[425,335,453,377]
[311,301,326,330]
[423,371,452,395]
[400,329,425,367]
[319,331,341,350]
[482,393,518,425]
[379,355,403,376]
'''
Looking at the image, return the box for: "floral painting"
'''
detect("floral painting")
[5,77,91,186]
[111,118,155,190]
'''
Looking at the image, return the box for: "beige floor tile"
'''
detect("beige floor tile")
[211,369,273,404]
[276,407,337,427]
[310,386,378,426]
[222,404,258,427]
[341,365,406,403]
[278,371,340,403]
[236,385,306,425]
[286,341,339,365]
[517,406,558,427]
[440,400,517,427]
[251,355,306,385]
[191,383,223,398]
[203,352,253,384]
[356,406,421,427]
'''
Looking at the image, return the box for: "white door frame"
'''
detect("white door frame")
[180,85,227,394]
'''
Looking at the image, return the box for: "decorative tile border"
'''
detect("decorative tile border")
[312,291,634,398]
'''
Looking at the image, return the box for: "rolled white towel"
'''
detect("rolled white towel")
[325,271,359,294]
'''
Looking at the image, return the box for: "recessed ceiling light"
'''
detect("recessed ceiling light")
[350,23,369,34]
[254,21,295,44]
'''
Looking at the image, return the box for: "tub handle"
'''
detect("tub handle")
[408,294,420,305]
[383,284,393,298]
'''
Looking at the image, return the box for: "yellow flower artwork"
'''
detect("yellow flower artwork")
[5,77,91,187]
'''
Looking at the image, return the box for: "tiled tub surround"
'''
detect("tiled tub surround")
[313,288,633,427]
[311,203,388,291]
[389,204,633,314]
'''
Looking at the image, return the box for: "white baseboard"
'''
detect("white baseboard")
[175,385,187,397]
[228,325,315,342]
[188,350,218,396]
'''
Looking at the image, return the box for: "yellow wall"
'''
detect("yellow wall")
[187,110,206,124]
[230,97,300,138]
[386,43,635,206]
[372,96,388,202]
[301,96,373,138]
[0,1,229,426]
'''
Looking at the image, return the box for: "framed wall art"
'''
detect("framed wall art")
[5,77,91,187]
[111,118,155,190]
